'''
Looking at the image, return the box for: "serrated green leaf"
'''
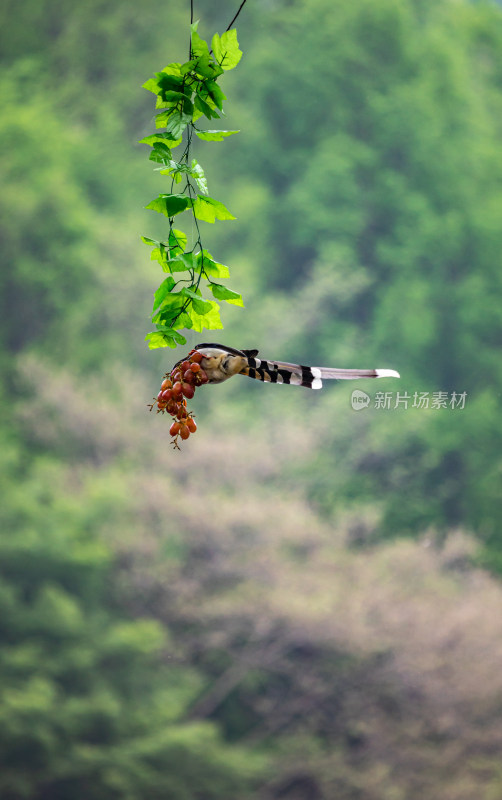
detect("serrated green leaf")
[139,132,183,148]
[143,77,161,95]
[190,159,208,194]
[196,250,231,279]
[145,331,171,349]
[159,89,191,105]
[208,283,244,306]
[150,245,169,271]
[143,64,183,97]
[195,60,224,80]
[205,80,226,110]
[156,74,185,96]
[187,300,224,333]
[146,194,190,218]
[191,30,210,61]
[194,129,239,142]
[152,276,176,313]
[154,290,184,309]
[163,255,191,273]
[194,93,220,121]
[155,108,192,138]
[169,228,187,256]
[146,327,187,350]
[180,59,198,76]
[149,142,173,164]
[158,159,206,192]
[211,29,243,71]
[182,288,213,315]
[153,304,185,326]
[160,63,183,78]
[192,195,235,223]
[177,253,196,272]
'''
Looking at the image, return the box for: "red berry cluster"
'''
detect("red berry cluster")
[149,350,209,449]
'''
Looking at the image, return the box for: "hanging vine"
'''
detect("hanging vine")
[141,15,245,350]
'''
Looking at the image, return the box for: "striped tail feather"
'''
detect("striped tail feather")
[240,356,400,390]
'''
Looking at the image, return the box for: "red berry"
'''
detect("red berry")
[183,369,196,384]
[161,388,173,401]
[182,382,195,399]
[172,381,183,398]
[179,425,190,440]
[180,361,191,372]
[186,417,197,433]
[166,400,178,415]
[197,369,208,384]
[189,351,203,364]
[170,421,181,437]
[161,378,172,390]
[190,362,201,373]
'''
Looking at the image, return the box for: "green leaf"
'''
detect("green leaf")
[158,89,192,105]
[139,132,183,149]
[187,300,224,333]
[142,77,161,96]
[146,194,190,218]
[178,253,197,272]
[152,277,176,313]
[180,59,199,76]
[150,245,169,270]
[192,195,235,223]
[148,142,173,164]
[161,255,190,273]
[145,327,187,350]
[196,250,230,278]
[156,74,185,95]
[141,236,159,246]
[194,129,239,142]
[157,159,207,192]
[159,63,183,78]
[182,288,213,316]
[190,159,208,194]
[168,228,187,256]
[155,108,192,138]
[208,283,244,307]
[194,93,220,120]
[191,30,210,61]
[151,291,185,324]
[143,64,183,96]
[211,29,243,71]
[205,80,226,110]
[194,60,224,80]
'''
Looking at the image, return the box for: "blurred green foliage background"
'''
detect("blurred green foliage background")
[1,0,502,798]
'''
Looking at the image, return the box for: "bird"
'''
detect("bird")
[181,343,400,389]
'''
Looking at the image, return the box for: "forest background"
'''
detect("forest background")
[1,0,502,798]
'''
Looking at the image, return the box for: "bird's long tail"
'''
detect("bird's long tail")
[240,353,400,390]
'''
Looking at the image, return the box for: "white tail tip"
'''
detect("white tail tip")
[375,369,400,379]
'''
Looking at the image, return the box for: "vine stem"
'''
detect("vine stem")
[225,0,249,31]
[189,0,194,58]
